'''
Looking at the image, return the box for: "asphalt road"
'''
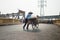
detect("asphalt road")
[0,24,60,40]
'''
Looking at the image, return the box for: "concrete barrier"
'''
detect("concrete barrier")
[53,20,60,26]
[0,18,20,25]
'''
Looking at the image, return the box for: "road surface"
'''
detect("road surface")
[0,24,60,40]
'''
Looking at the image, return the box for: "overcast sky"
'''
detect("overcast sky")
[0,0,60,16]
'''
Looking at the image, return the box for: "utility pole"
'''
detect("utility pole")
[38,0,47,16]
[0,11,1,14]
[59,12,60,16]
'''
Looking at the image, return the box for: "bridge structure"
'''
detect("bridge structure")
[40,15,60,19]
[0,10,25,25]
[37,15,60,25]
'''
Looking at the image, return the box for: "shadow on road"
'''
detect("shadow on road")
[24,29,41,32]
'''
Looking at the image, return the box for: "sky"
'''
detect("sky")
[0,0,60,16]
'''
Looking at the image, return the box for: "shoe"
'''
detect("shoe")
[26,28,28,30]
[23,28,25,30]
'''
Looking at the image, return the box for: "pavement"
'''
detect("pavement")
[0,23,60,40]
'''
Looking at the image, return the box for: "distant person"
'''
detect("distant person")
[23,12,33,30]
